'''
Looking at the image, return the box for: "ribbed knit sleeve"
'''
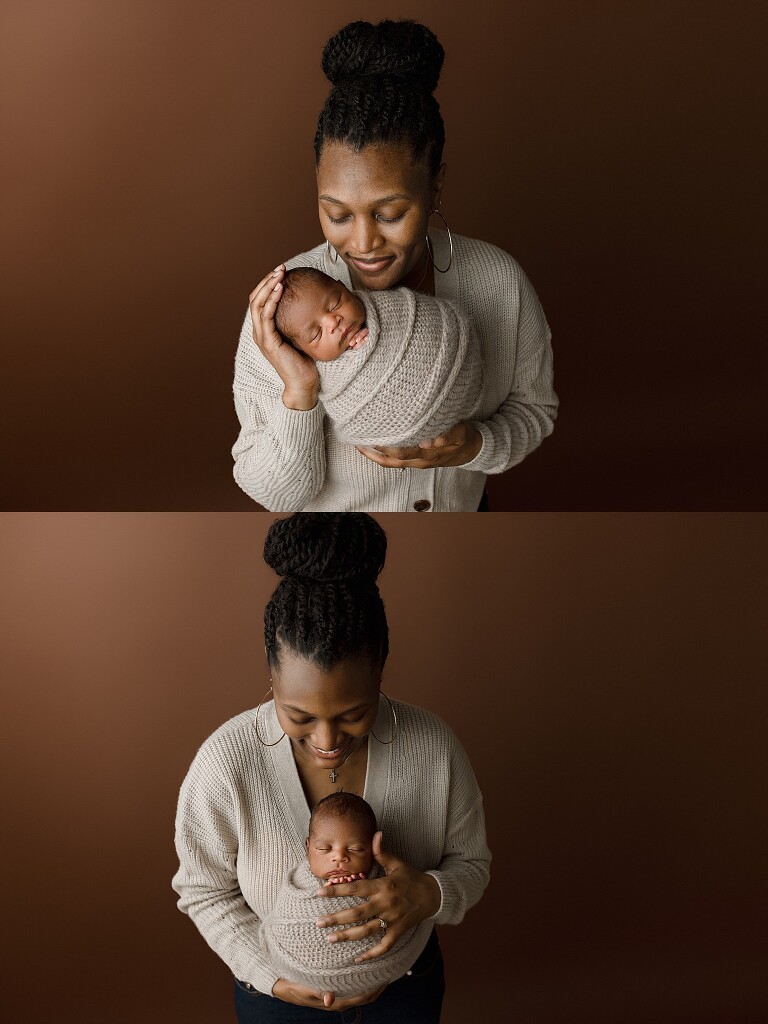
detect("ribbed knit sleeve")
[424,721,491,925]
[457,244,558,476]
[171,719,287,995]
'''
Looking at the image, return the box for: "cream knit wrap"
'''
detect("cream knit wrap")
[260,861,429,995]
[316,287,483,447]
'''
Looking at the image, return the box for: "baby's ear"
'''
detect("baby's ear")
[305,837,309,850]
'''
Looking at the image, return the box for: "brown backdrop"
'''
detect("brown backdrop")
[1,1,767,510]
[1,513,766,1021]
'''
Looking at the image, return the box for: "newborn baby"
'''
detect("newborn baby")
[260,792,430,997]
[273,266,483,448]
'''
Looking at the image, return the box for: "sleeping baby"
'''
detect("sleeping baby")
[260,792,432,997]
[273,266,483,448]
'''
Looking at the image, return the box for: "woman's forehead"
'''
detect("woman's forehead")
[273,651,380,706]
[317,141,429,203]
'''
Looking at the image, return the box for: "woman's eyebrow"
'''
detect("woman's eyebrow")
[318,193,410,204]
[282,701,371,714]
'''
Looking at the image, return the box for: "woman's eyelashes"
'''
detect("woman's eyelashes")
[325,211,407,225]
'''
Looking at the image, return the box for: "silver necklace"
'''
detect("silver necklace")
[329,746,355,783]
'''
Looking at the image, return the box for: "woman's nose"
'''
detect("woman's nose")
[351,217,382,255]
[311,723,338,750]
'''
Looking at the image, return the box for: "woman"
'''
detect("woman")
[172,513,491,1020]
[232,19,557,512]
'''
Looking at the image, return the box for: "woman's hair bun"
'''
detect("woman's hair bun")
[321,19,444,93]
[264,513,387,584]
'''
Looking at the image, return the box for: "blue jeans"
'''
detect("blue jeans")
[234,929,445,1023]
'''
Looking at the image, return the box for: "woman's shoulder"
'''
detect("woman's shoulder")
[284,241,326,273]
[452,231,526,284]
[185,708,260,777]
[390,697,461,748]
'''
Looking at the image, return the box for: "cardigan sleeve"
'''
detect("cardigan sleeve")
[426,733,492,926]
[231,309,328,511]
[171,751,280,995]
[463,266,558,476]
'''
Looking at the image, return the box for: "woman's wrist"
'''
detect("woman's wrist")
[421,870,442,919]
[282,385,319,411]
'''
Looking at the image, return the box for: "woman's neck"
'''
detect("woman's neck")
[292,736,369,808]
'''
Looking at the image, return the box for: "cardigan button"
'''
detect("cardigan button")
[413,500,431,512]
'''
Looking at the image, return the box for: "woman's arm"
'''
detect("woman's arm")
[232,267,327,510]
[461,268,558,476]
[173,832,280,996]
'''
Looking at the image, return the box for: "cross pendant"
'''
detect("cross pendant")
[329,770,338,783]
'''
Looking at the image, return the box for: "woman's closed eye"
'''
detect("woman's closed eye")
[325,212,407,225]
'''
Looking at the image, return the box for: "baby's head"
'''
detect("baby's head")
[306,792,377,881]
[274,267,368,361]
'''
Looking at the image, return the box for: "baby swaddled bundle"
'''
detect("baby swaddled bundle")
[260,862,431,995]
[316,287,483,447]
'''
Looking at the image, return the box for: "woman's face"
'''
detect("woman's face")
[271,649,381,772]
[317,141,445,292]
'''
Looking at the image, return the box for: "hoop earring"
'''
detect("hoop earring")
[253,687,285,747]
[326,240,339,264]
[371,692,399,745]
[425,208,453,273]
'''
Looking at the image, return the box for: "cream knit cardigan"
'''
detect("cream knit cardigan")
[232,230,557,511]
[172,696,491,996]
[261,861,423,995]
[316,287,482,447]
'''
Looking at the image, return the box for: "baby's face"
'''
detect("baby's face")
[284,279,368,361]
[306,815,374,881]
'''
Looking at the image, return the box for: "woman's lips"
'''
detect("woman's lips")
[306,738,350,761]
[349,255,395,275]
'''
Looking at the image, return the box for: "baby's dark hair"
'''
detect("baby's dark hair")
[263,513,389,671]
[309,792,378,839]
[314,19,446,177]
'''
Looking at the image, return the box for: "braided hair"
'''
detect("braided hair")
[263,513,389,671]
[314,19,446,177]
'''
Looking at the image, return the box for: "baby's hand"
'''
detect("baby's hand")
[346,327,368,351]
[323,872,367,887]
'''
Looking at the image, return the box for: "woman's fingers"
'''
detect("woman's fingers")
[355,446,435,470]
[248,264,284,305]
[325,986,386,1010]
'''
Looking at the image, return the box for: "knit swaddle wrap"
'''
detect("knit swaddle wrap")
[316,288,483,447]
[261,861,428,995]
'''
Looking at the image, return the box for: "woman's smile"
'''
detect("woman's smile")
[348,255,396,276]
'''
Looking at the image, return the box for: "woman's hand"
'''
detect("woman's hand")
[314,832,441,962]
[356,421,482,470]
[248,266,320,410]
[271,978,386,1010]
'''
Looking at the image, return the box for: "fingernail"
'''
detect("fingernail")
[273,264,284,273]
[273,283,281,291]
[327,934,338,944]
